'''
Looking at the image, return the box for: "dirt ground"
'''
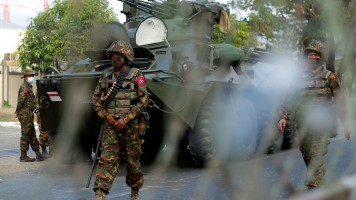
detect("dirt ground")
[0,125,49,174]
[0,107,16,122]
[0,107,51,174]
[0,156,48,174]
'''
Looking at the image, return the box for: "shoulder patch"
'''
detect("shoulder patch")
[137,77,146,86]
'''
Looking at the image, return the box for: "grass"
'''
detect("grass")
[0,107,17,122]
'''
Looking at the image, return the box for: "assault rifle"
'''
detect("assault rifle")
[85,125,104,188]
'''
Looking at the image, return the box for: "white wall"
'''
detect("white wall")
[0,23,26,107]
[0,28,24,64]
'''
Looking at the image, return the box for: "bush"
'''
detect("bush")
[3,101,11,108]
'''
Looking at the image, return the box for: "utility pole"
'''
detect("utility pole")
[4,0,9,22]
[44,0,49,12]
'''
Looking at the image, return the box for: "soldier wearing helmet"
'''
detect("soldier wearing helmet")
[91,40,148,200]
[15,69,46,162]
[303,40,328,70]
[278,40,350,189]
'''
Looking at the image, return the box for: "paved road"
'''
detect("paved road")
[0,126,356,200]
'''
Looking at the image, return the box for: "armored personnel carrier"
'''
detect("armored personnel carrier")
[36,0,283,166]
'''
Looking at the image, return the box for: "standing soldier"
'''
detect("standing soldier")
[278,40,350,189]
[15,69,46,162]
[91,40,148,200]
[35,92,50,157]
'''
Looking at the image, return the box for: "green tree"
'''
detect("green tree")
[230,0,356,72]
[18,0,117,71]
[230,0,294,48]
[212,14,258,47]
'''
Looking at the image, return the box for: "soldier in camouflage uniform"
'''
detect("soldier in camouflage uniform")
[92,40,148,200]
[35,92,50,156]
[15,69,46,162]
[278,40,350,189]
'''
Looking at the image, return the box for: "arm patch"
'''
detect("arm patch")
[137,77,146,86]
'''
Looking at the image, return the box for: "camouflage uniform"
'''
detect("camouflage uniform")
[35,92,49,148]
[16,75,41,158]
[92,40,148,197]
[37,116,49,147]
[280,41,341,188]
[35,92,50,156]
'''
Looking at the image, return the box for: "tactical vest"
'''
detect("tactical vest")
[293,69,337,133]
[299,69,333,103]
[101,67,140,118]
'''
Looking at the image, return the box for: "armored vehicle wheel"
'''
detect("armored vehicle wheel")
[189,89,259,167]
[141,129,164,163]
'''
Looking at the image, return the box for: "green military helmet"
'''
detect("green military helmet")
[107,40,134,62]
[304,40,328,61]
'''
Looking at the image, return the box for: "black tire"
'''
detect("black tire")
[141,129,164,163]
[189,96,215,167]
[189,89,259,167]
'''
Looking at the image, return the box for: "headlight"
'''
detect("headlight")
[39,80,46,87]
[51,80,59,88]
[136,17,168,48]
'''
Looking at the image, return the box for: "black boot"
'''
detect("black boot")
[35,151,47,161]
[307,185,317,190]
[41,146,49,157]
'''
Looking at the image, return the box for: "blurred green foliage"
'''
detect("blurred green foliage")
[229,0,354,49]
[212,14,258,47]
[228,0,356,73]
[3,101,11,108]
[229,0,295,48]
[18,0,117,71]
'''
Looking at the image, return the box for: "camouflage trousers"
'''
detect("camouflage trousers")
[37,118,49,147]
[94,121,143,194]
[18,114,40,152]
[298,129,329,187]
